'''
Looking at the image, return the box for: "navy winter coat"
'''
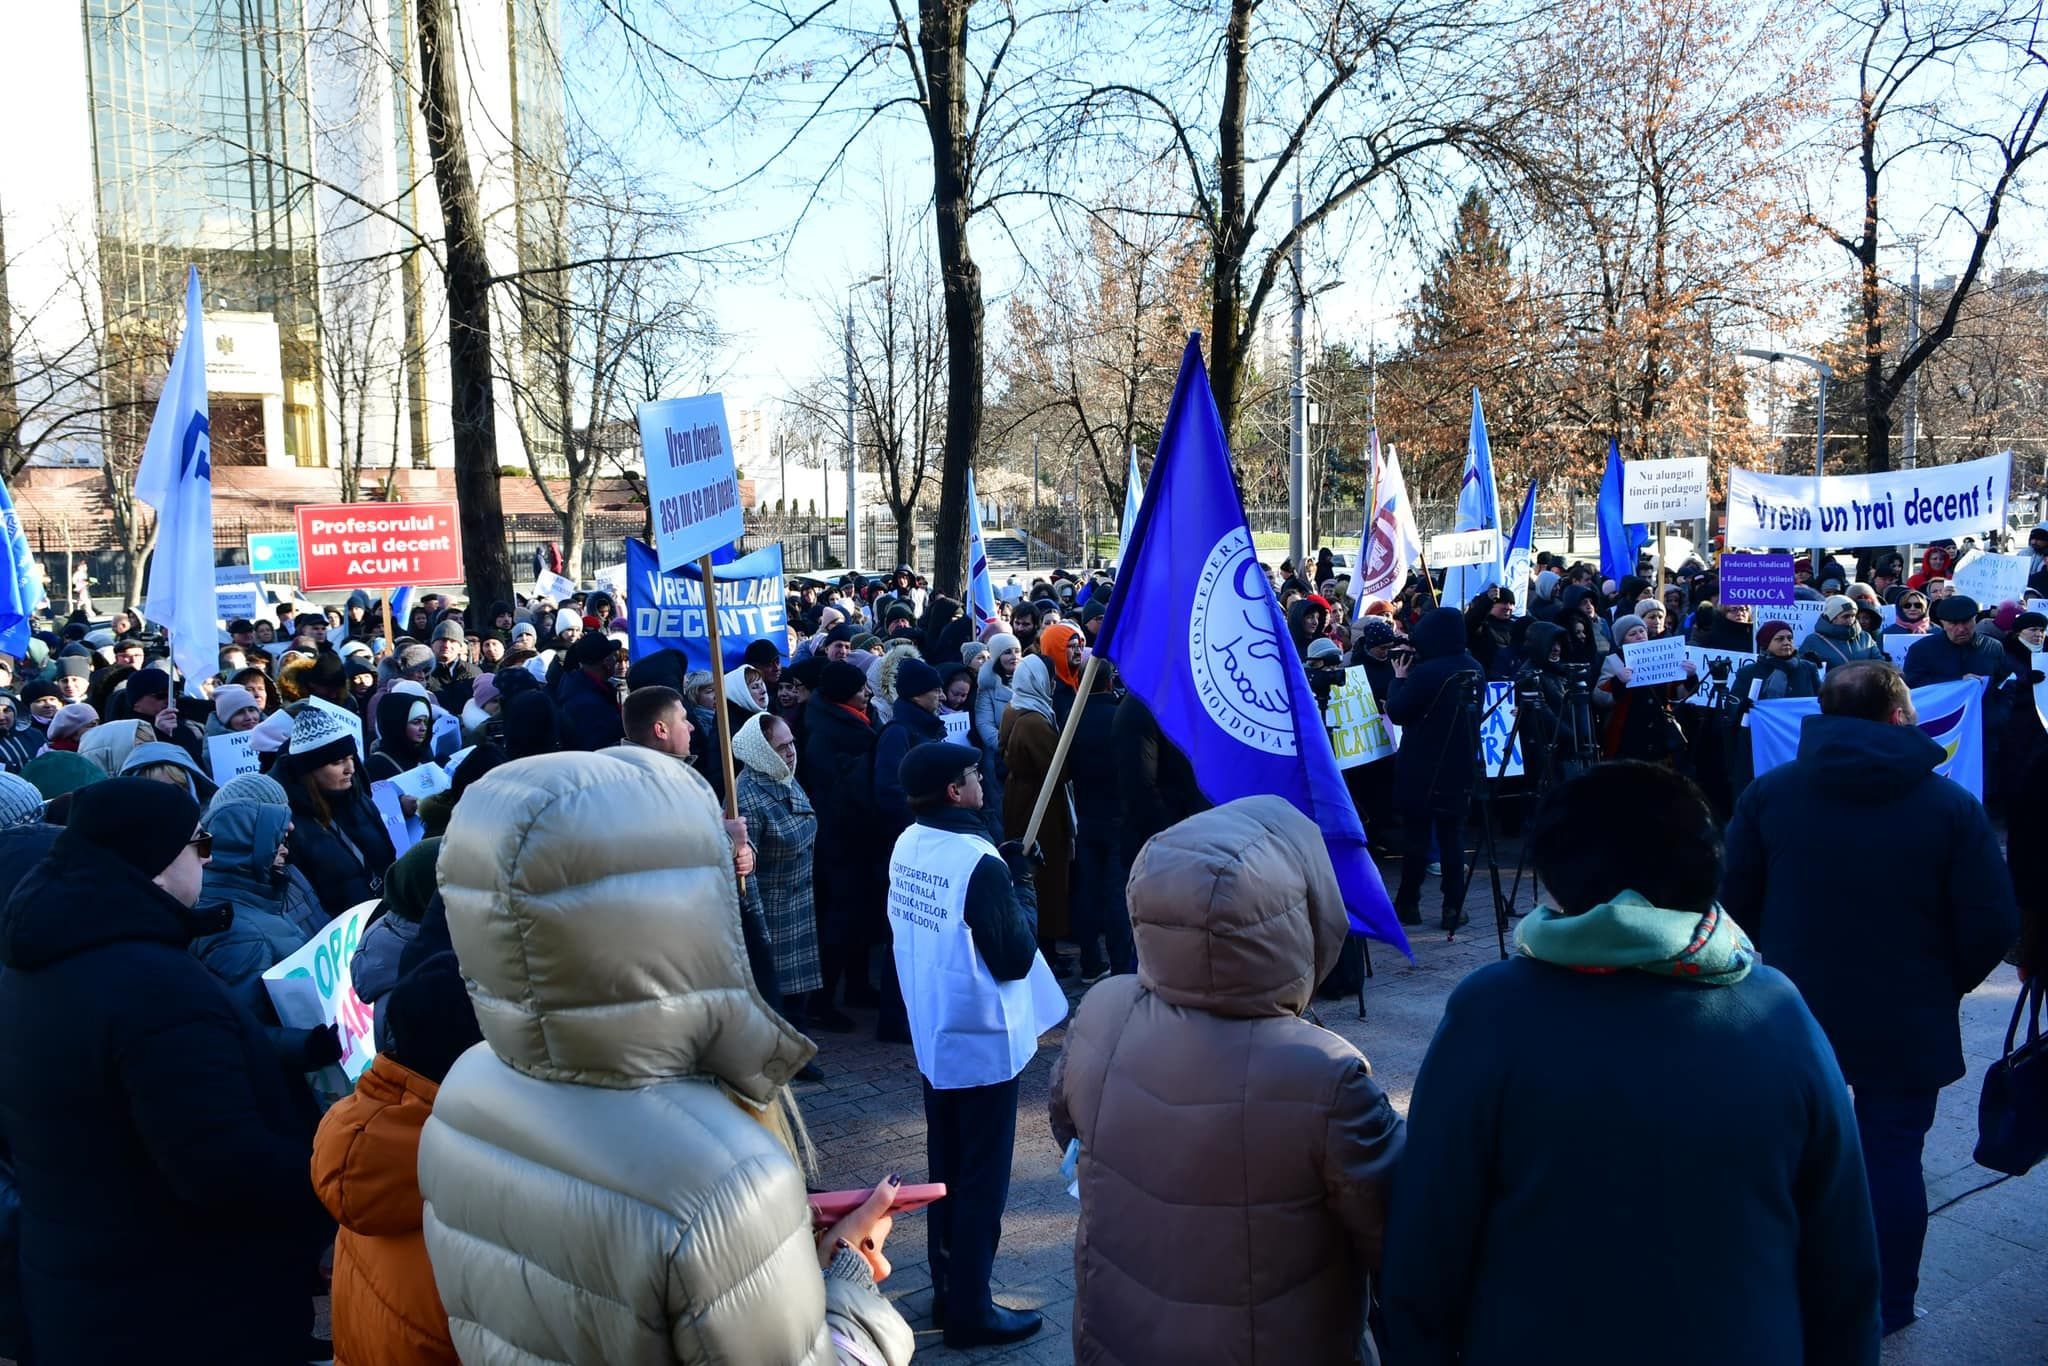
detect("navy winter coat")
[0,845,331,1364]
[553,666,624,752]
[1385,607,1486,813]
[1722,713,2018,1089]
[1382,955,1880,1365]
[1902,629,2011,687]
[872,699,947,844]
[286,773,398,918]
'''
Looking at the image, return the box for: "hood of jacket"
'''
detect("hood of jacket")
[1557,585,1597,621]
[1521,620,1567,670]
[1410,606,1469,660]
[1126,795,1346,1019]
[77,718,149,778]
[1793,711,1945,800]
[436,746,812,1101]
[207,797,291,879]
[374,690,430,763]
[313,1052,437,1237]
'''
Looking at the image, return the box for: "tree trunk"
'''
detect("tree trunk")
[895,514,916,575]
[415,0,513,608]
[1206,0,1254,435]
[916,0,980,596]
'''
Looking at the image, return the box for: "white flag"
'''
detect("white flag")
[1355,432,1421,604]
[1116,445,1144,566]
[135,266,216,687]
[965,467,998,633]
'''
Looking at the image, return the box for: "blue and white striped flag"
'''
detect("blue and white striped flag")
[134,266,215,686]
[1441,389,1501,609]
[965,468,998,634]
[1115,445,1143,566]
[0,477,44,656]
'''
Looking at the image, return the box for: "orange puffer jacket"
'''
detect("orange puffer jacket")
[311,1054,459,1366]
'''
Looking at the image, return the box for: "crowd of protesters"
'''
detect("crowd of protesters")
[0,526,2034,1365]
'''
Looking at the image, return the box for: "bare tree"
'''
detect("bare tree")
[1811,0,2048,473]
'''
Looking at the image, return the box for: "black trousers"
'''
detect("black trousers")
[1855,1086,1940,1331]
[921,1074,1020,1316]
[1394,804,1467,919]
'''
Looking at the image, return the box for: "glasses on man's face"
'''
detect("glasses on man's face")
[187,832,213,858]
[956,768,982,787]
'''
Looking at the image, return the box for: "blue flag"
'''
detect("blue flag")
[1597,439,1650,582]
[1116,445,1144,566]
[965,469,998,634]
[1502,480,1538,618]
[1098,337,1408,954]
[0,478,41,655]
[134,266,215,686]
[1749,677,1986,798]
[1441,389,1501,609]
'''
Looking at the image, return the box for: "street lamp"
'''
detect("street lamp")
[845,273,885,574]
[1739,347,1833,571]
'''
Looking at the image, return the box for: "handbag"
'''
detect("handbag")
[1973,976,2048,1176]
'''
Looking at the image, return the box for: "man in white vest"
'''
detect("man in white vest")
[889,741,1068,1351]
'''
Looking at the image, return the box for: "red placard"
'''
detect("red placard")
[293,502,464,591]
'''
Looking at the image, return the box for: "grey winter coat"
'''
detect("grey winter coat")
[417,747,913,1366]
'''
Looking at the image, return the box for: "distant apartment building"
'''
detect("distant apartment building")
[0,0,566,478]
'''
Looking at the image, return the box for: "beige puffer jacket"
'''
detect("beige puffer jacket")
[417,747,912,1365]
[1050,796,1405,1366]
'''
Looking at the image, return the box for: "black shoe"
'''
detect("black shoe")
[1396,906,1422,926]
[1441,907,1470,934]
[876,1020,913,1045]
[943,1304,1044,1350]
[794,1061,825,1084]
[810,1007,857,1034]
[929,1293,947,1329]
[843,982,881,1007]
[1078,962,1110,985]
[1048,955,1076,980]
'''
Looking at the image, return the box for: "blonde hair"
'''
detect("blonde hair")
[725,1083,817,1178]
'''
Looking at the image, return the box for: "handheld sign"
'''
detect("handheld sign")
[531,570,577,602]
[1622,457,1709,523]
[1428,528,1500,569]
[205,730,260,783]
[1622,634,1689,688]
[1717,553,1795,608]
[638,394,745,573]
[262,900,378,1084]
[1952,551,2028,606]
[295,502,462,591]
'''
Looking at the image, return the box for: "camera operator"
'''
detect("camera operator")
[1386,608,1485,931]
[1514,621,1596,787]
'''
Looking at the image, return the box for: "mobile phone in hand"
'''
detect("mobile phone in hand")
[807,1182,947,1226]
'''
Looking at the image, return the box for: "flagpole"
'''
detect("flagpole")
[1021,653,1102,852]
[701,553,745,893]
[382,591,395,655]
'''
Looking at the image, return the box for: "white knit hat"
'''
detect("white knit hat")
[286,705,357,776]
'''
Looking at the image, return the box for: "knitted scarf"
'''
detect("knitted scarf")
[1514,890,1755,986]
[732,712,793,786]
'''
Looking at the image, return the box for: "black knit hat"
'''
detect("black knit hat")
[126,667,171,702]
[382,950,483,1084]
[566,632,616,670]
[744,638,783,669]
[57,776,200,880]
[820,660,868,704]
[788,656,827,690]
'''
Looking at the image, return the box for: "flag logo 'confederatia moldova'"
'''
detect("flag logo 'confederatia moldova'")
[1189,526,1295,755]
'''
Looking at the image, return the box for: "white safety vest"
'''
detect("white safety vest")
[888,822,1069,1090]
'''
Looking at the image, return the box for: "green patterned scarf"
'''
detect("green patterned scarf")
[1514,890,1755,986]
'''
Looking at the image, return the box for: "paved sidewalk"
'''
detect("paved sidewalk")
[800,890,2048,1365]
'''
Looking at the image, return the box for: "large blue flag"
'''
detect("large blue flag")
[625,537,787,669]
[1597,438,1650,582]
[134,265,215,686]
[1098,337,1408,954]
[1749,677,1986,797]
[1441,389,1501,609]
[0,477,42,655]
[1502,479,1538,618]
[965,468,998,634]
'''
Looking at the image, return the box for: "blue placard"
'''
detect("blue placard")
[248,531,302,574]
[1718,552,1795,606]
[625,537,787,670]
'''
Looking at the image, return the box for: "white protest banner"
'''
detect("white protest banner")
[1881,634,1918,668]
[1756,599,1825,652]
[531,570,576,602]
[1726,450,2010,550]
[1623,634,1690,687]
[371,781,419,856]
[1952,550,2029,606]
[1429,528,1500,569]
[2035,651,2048,731]
[214,564,264,623]
[638,393,744,572]
[1877,604,1897,628]
[430,710,462,760]
[205,730,259,782]
[1479,681,1523,778]
[1623,457,1710,523]
[304,695,364,760]
[262,900,378,1083]
[387,760,452,803]
[1323,665,1397,769]
[1683,648,1754,708]
[443,745,476,779]
[941,711,972,745]
[594,563,627,598]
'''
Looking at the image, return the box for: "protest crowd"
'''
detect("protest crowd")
[0,342,2044,1366]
